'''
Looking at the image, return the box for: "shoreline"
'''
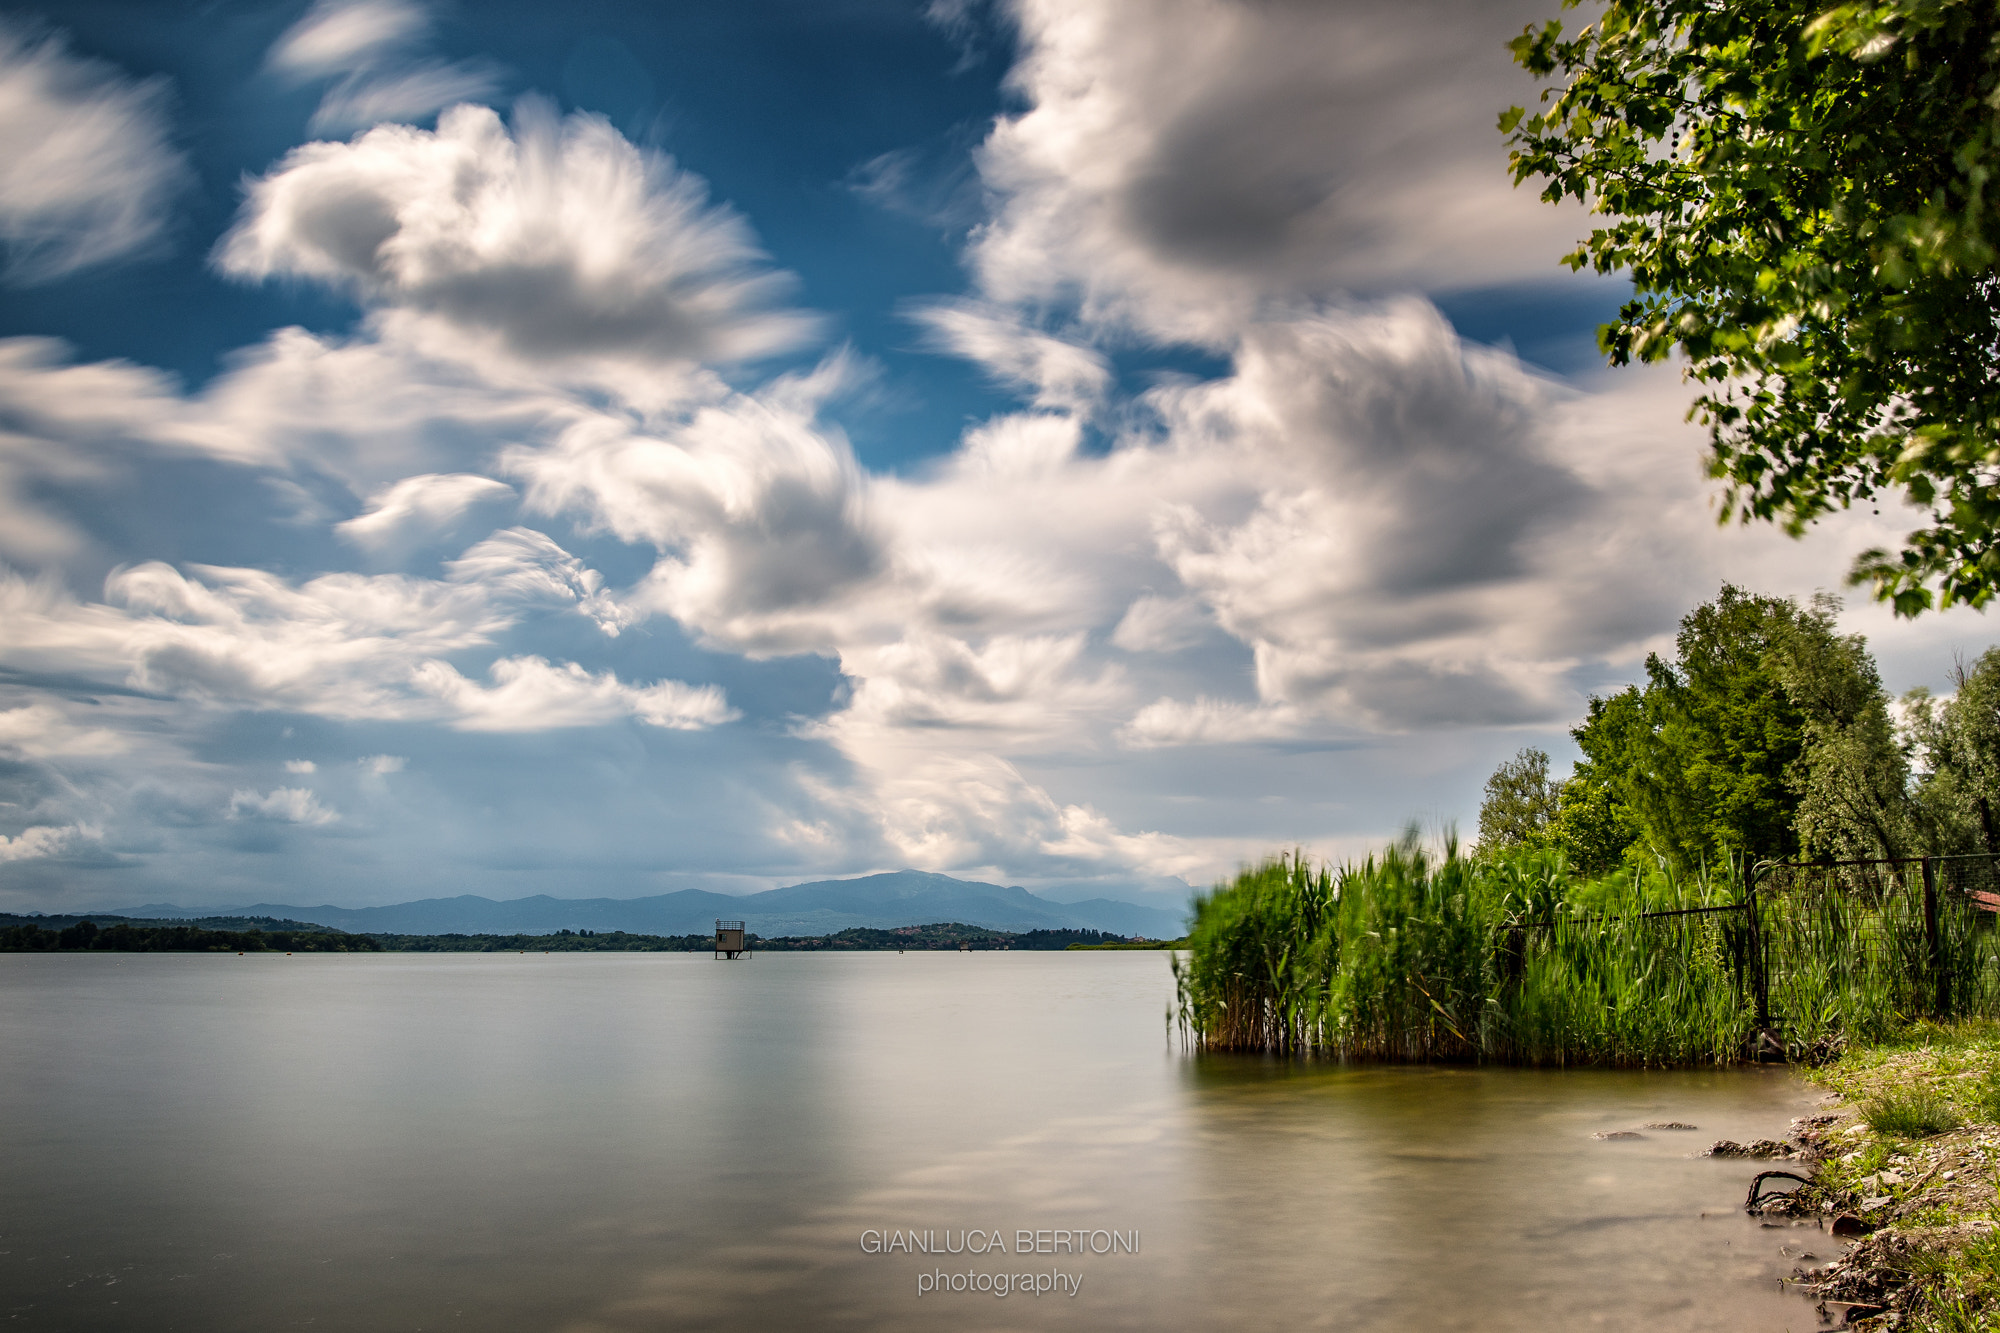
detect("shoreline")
[1748,1022,2000,1329]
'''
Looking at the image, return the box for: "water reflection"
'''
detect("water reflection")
[0,953,1825,1331]
[1173,1059,1822,1332]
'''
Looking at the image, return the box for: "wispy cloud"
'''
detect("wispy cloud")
[267,0,501,132]
[218,102,816,371]
[268,0,429,77]
[229,786,339,825]
[0,23,188,282]
[336,472,516,555]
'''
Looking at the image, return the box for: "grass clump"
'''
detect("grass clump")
[1913,1229,2000,1333]
[1862,1087,1963,1139]
[1800,1024,2000,1332]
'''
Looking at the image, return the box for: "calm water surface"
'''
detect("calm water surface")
[0,952,1828,1331]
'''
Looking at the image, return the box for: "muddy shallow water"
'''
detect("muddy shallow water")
[0,951,1825,1331]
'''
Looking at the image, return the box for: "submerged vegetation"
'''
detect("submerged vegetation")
[1178,585,2000,1066]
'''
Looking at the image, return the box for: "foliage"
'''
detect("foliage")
[1497,583,1935,870]
[1566,585,1836,871]
[1907,647,2000,857]
[1474,746,1637,873]
[1773,601,1916,860]
[1175,839,1771,1066]
[1503,0,2000,614]
[1540,773,1640,876]
[1176,841,2000,1065]
[1475,747,1560,853]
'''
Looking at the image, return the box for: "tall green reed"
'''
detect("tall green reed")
[1176,841,2000,1066]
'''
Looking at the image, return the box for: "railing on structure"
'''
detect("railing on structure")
[713,919,751,960]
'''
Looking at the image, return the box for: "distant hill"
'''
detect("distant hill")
[116,870,1188,939]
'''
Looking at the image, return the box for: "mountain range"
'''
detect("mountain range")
[117,870,1189,940]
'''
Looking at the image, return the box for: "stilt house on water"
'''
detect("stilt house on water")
[714,920,750,960]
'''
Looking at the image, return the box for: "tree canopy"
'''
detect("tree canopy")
[1906,647,2000,856]
[1479,584,2000,875]
[1503,0,2000,614]
[1475,747,1560,851]
[1482,584,1942,873]
[1567,585,1822,871]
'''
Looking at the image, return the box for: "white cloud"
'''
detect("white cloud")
[0,704,127,758]
[911,301,1110,413]
[308,60,502,133]
[445,526,632,635]
[336,472,516,553]
[284,758,317,773]
[412,655,736,731]
[967,0,1587,343]
[823,631,1121,742]
[0,532,726,732]
[1111,594,1209,654]
[268,0,428,77]
[174,324,564,489]
[0,336,283,574]
[229,786,339,825]
[795,748,1218,883]
[0,24,188,282]
[359,753,404,774]
[267,0,500,134]
[0,821,93,861]
[1120,697,1301,748]
[510,361,888,655]
[217,102,815,373]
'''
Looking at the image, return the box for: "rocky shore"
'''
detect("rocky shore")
[1734,1027,2000,1329]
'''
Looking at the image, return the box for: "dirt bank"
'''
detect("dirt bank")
[1759,1027,2000,1329]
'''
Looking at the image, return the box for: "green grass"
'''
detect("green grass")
[1805,1028,2000,1332]
[1862,1087,1964,1138]
[1908,1228,2000,1332]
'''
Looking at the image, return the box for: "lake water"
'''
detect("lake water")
[0,952,1828,1331]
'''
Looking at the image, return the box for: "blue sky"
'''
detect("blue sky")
[0,0,1991,913]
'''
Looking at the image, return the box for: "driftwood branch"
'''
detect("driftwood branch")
[1745,1170,1811,1210]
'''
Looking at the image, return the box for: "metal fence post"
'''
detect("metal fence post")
[1923,856,1947,1017]
[1746,870,1771,1033]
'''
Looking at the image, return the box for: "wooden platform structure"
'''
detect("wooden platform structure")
[714,920,750,960]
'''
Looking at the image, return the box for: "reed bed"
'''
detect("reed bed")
[1173,841,2000,1067]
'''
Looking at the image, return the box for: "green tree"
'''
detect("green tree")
[1771,598,1915,860]
[1475,747,1561,852]
[1574,586,1825,871]
[1541,774,1640,876]
[1906,648,2000,856]
[1504,0,2000,613]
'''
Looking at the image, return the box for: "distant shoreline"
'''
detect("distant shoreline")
[0,914,1163,954]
